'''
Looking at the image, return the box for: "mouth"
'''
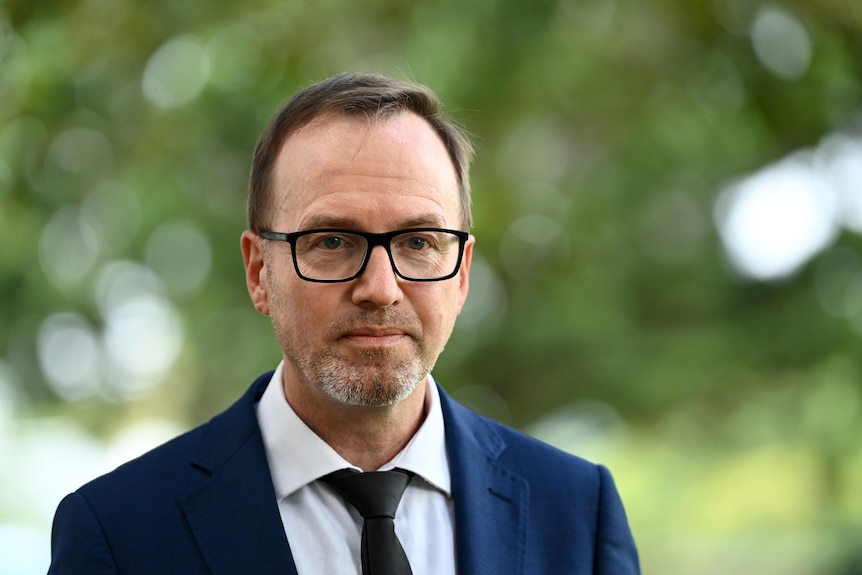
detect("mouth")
[340,326,412,348]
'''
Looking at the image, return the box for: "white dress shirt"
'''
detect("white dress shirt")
[256,361,456,575]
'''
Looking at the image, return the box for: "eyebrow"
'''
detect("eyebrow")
[298,213,450,231]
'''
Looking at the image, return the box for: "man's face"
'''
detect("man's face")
[243,111,473,408]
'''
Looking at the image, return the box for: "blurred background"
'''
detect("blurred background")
[1,0,861,573]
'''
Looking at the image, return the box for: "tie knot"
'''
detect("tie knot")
[325,469,412,519]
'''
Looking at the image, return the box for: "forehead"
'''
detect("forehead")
[270,111,462,231]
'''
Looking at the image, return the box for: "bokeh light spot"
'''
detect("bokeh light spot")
[39,207,100,290]
[527,400,626,462]
[750,6,811,79]
[94,260,164,318]
[94,261,184,398]
[145,220,212,297]
[96,261,184,399]
[103,294,182,397]
[715,131,862,282]
[715,154,838,281]
[37,313,102,401]
[142,35,210,109]
[47,127,113,175]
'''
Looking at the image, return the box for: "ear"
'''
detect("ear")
[455,235,474,314]
[241,230,270,315]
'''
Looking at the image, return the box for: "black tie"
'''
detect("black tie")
[325,469,414,575]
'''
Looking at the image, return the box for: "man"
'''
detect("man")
[48,73,640,574]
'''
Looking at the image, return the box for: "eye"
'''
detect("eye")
[320,236,344,250]
[406,236,429,250]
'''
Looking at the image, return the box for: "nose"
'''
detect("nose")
[350,245,404,307]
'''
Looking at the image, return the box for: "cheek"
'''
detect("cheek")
[414,285,462,336]
[266,271,300,326]
[273,282,340,337]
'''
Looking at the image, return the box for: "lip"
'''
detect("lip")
[340,326,411,346]
[343,326,406,337]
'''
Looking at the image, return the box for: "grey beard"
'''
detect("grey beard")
[311,348,431,407]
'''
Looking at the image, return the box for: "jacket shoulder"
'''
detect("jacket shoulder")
[441,389,603,481]
[75,372,271,505]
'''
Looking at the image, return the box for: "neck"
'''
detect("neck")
[283,375,428,472]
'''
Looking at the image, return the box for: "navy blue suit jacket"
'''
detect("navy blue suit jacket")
[49,373,640,574]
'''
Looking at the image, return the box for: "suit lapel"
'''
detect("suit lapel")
[177,376,529,574]
[180,375,299,575]
[440,387,528,575]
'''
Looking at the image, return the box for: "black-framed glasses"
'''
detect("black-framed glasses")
[259,228,469,283]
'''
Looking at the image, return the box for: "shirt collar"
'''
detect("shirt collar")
[256,361,451,499]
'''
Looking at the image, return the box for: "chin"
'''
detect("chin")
[319,365,426,407]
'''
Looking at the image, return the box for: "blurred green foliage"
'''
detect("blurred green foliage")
[2,0,862,573]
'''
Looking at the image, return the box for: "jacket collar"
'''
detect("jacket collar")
[179,373,527,575]
[440,388,528,575]
[181,373,299,575]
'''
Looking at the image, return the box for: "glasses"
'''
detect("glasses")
[259,228,469,283]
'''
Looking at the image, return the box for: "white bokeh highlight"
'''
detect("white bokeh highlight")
[143,35,210,109]
[95,261,184,398]
[37,313,102,401]
[750,6,811,80]
[715,133,862,282]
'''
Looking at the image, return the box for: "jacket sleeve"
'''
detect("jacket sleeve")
[48,492,119,575]
[594,465,641,575]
